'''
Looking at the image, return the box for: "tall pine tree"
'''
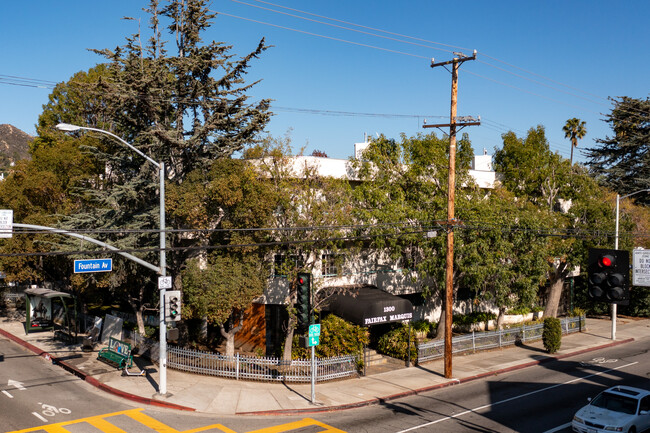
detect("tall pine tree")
[44,0,271,333]
[585,96,650,205]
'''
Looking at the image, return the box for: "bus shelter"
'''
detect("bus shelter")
[24,287,77,340]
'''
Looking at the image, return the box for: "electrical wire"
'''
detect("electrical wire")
[3,220,646,259]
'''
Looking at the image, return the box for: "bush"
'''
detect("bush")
[377,324,417,362]
[570,307,586,318]
[291,314,369,359]
[542,317,562,354]
[506,306,531,315]
[452,311,497,327]
[411,320,431,334]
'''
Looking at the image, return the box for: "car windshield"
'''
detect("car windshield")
[591,392,638,415]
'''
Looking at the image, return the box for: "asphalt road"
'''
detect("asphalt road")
[2,333,649,433]
[314,339,650,433]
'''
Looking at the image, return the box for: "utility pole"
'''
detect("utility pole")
[424,50,478,379]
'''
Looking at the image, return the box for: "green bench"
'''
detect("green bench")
[97,337,133,369]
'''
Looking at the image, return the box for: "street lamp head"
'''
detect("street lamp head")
[56,123,82,132]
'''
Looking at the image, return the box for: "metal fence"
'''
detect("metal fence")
[167,346,359,383]
[417,315,586,363]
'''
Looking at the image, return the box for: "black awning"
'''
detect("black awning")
[328,287,413,326]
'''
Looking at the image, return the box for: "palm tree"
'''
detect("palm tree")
[563,118,587,165]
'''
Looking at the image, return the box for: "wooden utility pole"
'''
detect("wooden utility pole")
[424,50,478,379]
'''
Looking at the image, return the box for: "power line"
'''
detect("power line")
[3,221,646,259]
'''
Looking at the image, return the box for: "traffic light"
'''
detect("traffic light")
[165,290,182,322]
[295,272,311,331]
[587,248,630,305]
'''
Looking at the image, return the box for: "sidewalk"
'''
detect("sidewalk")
[1,316,647,415]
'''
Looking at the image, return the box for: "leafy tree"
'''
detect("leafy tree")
[169,157,277,349]
[563,117,587,165]
[459,188,548,328]
[247,134,356,361]
[33,0,271,334]
[351,132,477,338]
[585,96,650,205]
[494,126,615,318]
[182,255,265,356]
[0,129,98,286]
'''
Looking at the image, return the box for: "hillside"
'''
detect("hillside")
[0,124,32,175]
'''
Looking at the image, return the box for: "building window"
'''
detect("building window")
[273,253,305,277]
[322,253,341,277]
[401,246,423,271]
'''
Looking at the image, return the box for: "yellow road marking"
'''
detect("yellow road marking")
[245,418,347,433]
[7,409,346,433]
[6,408,237,433]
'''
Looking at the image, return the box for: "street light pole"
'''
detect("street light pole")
[56,123,169,395]
[613,188,650,340]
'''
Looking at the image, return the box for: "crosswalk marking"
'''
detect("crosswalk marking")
[246,418,347,433]
[7,408,346,433]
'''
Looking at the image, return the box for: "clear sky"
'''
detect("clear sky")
[1,1,648,163]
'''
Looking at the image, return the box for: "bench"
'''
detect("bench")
[97,337,133,369]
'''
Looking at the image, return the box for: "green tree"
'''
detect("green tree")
[182,255,265,356]
[247,134,356,361]
[0,128,98,285]
[563,117,587,165]
[169,157,277,349]
[459,188,548,328]
[494,126,615,318]
[585,96,650,205]
[352,132,477,338]
[34,0,271,334]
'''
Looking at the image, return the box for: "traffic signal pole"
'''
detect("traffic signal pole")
[425,51,478,379]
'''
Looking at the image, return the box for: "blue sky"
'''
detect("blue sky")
[1,1,648,163]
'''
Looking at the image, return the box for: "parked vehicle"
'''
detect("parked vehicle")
[572,386,650,433]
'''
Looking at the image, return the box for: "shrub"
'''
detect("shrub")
[452,312,496,327]
[411,320,431,334]
[377,324,417,361]
[291,314,369,359]
[542,317,562,354]
[570,307,586,318]
[506,306,531,315]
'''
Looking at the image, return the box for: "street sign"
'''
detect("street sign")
[633,249,650,287]
[308,324,321,338]
[158,276,172,289]
[74,258,112,273]
[308,335,319,347]
[0,209,13,238]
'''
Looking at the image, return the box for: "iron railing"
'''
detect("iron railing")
[417,315,586,363]
[167,346,359,382]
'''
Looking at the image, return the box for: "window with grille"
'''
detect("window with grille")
[273,253,305,277]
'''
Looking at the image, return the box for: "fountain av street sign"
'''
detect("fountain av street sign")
[74,259,113,273]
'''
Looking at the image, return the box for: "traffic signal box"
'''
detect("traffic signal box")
[165,290,182,322]
[296,272,311,331]
[588,248,630,305]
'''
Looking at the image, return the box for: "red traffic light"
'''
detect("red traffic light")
[599,254,615,268]
[298,277,305,285]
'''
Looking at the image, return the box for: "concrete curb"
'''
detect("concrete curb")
[236,337,635,416]
[0,328,195,412]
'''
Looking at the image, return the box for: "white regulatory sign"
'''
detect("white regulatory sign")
[633,249,650,287]
[158,276,172,289]
[0,209,13,238]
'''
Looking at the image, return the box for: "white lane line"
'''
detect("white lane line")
[542,422,571,433]
[2,390,13,398]
[32,412,48,422]
[395,361,639,433]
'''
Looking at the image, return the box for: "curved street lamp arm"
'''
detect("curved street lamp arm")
[56,123,160,169]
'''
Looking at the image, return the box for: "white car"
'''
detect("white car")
[572,386,650,433]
